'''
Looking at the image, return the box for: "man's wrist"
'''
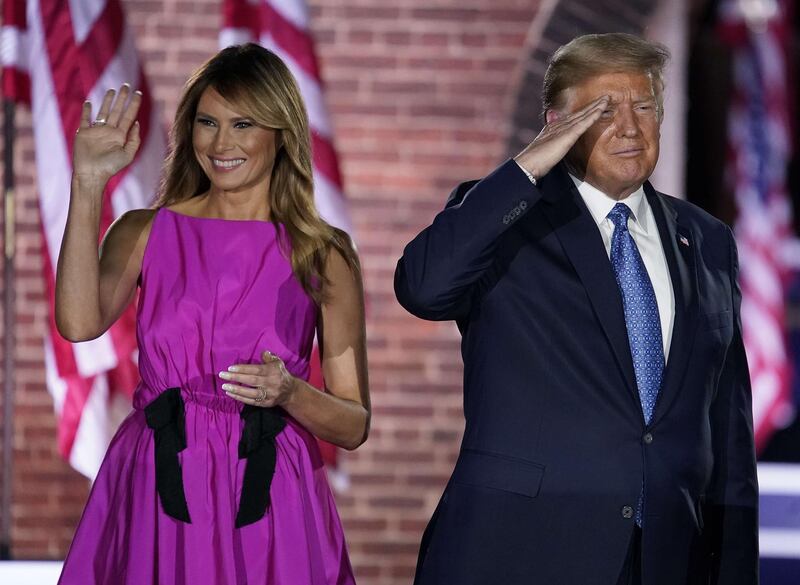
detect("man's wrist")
[513,159,537,185]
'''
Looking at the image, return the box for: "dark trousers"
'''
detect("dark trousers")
[616,526,642,585]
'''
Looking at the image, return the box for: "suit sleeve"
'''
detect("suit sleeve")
[707,226,759,585]
[394,159,541,321]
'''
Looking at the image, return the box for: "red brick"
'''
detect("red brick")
[362,540,420,555]
[367,496,426,509]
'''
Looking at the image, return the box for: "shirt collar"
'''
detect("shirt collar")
[569,174,650,234]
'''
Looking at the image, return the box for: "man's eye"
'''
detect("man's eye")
[600,110,614,118]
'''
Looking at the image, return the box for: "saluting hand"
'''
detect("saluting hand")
[514,95,610,180]
[219,350,298,408]
[73,84,142,182]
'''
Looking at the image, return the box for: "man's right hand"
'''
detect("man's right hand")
[513,95,609,181]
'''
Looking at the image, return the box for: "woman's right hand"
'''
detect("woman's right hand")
[73,84,143,182]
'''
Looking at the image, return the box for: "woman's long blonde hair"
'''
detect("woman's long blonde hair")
[155,43,358,304]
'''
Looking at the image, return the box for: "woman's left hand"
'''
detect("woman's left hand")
[219,350,297,407]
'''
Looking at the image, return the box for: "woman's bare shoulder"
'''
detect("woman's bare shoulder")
[100,208,158,259]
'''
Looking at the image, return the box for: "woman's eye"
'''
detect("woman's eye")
[234,121,252,129]
[196,118,215,127]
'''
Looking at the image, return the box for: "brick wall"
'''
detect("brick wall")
[1,0,541,582]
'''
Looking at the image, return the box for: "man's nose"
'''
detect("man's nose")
[615,106,640,138]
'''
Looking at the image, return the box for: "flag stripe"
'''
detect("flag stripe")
[8,0,165,476]
[267,0,309,31]
[259,35,333,139]
[40,0,124,153]
[40,225,95,457]
[720,0,794,452]
[222,0,260,34]
[260,1,319,80]
[1,17,31,102]
[1,66,31,102]
[311,131,343,190]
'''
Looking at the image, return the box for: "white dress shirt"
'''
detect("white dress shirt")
[570,175,675,361]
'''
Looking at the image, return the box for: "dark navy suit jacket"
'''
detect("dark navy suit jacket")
[394,160,759,585]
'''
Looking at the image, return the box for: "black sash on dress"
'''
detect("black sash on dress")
[144,387,286,528]
[236,405,286,527]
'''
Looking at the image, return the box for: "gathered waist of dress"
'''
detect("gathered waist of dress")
[132,376,242,414]
[133,380,288,527]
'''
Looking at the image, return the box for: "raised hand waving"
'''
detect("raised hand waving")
[73,84,143,181]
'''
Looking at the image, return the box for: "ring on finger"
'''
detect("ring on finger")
[92,118,107,126]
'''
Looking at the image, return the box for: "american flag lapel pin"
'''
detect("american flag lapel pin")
[678,235,690,247]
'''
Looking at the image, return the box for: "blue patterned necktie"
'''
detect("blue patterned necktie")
[607,202,664,526]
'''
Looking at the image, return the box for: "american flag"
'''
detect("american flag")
[1,0,164,478]
[220,0,353,487]
[719,0,794,452]
[220,0,352,235]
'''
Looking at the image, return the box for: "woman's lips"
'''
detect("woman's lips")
[210,157,245,171]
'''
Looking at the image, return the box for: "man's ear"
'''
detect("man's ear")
[545,109,561,125]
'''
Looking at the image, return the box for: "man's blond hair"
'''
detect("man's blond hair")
[542,33,671,118]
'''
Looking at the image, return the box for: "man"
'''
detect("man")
[394,33,758,585]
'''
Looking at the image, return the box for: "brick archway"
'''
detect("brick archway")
[506,0,659,157]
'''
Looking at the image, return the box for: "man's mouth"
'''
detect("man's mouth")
[612,148,644,157]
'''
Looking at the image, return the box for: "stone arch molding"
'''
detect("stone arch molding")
[506,0,659,157]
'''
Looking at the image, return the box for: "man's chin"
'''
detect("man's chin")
[607,167,652,190]
[582,172,647,196]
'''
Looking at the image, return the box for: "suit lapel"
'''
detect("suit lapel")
[539,166,699,425]
[645,184,698,426]
[539,165,639,404]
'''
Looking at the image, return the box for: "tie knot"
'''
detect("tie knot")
[607,203,632,229]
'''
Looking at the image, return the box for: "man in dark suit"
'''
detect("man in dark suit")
[394,33,758,585]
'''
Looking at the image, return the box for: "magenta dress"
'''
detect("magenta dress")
[58,208,355,585]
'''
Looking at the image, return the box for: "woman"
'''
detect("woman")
[55,43,369,584]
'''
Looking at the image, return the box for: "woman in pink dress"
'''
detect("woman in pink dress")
[54,43,369,584]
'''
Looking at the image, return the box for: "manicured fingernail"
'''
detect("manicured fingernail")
[218,371,231,379]
[134,90,142,96]
[222,383,233,391]
[228,366,240,372]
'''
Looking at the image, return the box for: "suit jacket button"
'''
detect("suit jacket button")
[621,506,634,519]
[503,215,510,225]
[643,432,653,444]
